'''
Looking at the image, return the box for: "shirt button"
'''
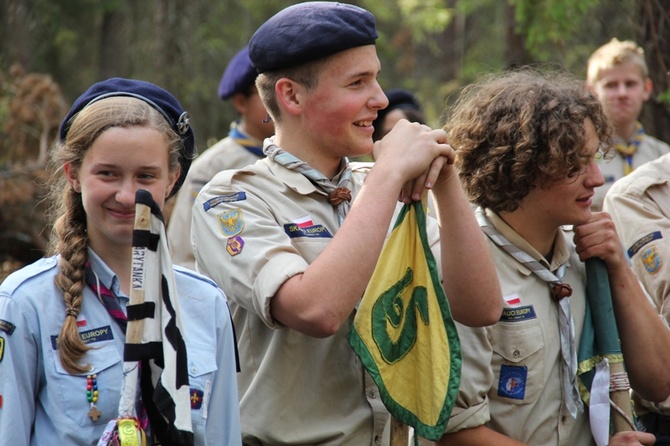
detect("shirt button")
[561,415,567,423]
[374,435,381,444]
[368,390,376,399]
[512,349,521,358]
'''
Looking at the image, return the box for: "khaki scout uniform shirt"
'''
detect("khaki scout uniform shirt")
[445,210,593,446]
[167,124,263,269]
[191,151,441,445]
[604,153,670,417]
[592,133,670,211]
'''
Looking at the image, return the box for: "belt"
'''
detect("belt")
[639,412,670,436]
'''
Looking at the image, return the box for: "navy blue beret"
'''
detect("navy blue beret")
[385,89,422,112]
[59,77,195,197]
[249,2,378,73]
[218,46,258,100]
[375,88,422,122]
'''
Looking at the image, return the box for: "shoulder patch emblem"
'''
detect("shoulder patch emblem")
[0,319,16,335]
[641,245,663,275]
[218,209,244,236]
[204,192,247,211]
[628,231,663,258]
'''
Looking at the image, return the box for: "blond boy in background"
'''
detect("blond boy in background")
[586,38,670,211]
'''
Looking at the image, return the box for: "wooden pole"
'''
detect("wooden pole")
[390,416,409,446]
[610,361,635,433]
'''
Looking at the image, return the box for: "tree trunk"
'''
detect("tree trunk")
[639,0,670,144]
[504,0,533,69]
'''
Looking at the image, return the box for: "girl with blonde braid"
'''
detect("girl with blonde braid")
[0,78,241,445]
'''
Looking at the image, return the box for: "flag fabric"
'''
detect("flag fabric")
[98,189,193,446]
[577,258,634,445]
[348,200,461,441]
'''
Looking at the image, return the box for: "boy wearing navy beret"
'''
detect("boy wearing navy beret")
[192,2,503,444]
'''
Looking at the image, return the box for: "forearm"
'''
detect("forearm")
[437,426,527,446]
[609,264,670,401]
[271,163,405,336]
[432,174,502,327]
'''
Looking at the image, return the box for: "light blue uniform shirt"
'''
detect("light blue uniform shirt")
[0,250,241,445]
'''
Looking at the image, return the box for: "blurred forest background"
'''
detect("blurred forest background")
[1,0,669,281]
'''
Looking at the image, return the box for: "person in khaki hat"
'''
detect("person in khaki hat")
[190,2,503,445]
[168,46,274,269]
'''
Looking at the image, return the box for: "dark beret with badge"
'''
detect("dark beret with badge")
[218,46,258,100]
[59,77,195,197]
[249,1,378,73]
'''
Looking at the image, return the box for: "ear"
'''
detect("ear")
[584,80,596,95]
[232,93,248,115]
[642,77,653,101]
[167,166,181,198]
[275,78,304,117]
[63,162,81,193]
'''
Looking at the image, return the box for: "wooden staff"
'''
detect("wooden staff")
[390,417,409,446]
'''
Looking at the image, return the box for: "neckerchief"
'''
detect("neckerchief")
[614,122,644,176]
[229,121,264,157]
[264,142,353,225]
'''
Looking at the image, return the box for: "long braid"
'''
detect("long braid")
[53,188,91,374]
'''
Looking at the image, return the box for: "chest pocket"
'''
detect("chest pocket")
[490,317,545,405]
[187,344,218,425]
[50,342,122,427]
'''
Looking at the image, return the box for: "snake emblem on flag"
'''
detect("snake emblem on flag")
[349,200,461,441]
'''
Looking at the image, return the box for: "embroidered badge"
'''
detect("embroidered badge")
[283,223,333,239]
[218,209,244,236]
[226,236,245,256]
[503,294,521,307]
[498,364,527,400]
[0,336,4,363]
[499,305,537,322]
[641,246,663,275]
[50,325,114,350]
[0,319,15,335]
[204,192,247,211]
[190,388,204,410]
[293,215,314,228]
[628,231,663,258]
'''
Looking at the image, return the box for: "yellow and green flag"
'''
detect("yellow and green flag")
[348,201,461,441]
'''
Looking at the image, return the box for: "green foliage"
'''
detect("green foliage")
[658,90,670,108]
[0,0,658,149]
[397,0,454,40]
[509,0,600,60]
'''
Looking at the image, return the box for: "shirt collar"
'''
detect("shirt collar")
[484,208,571,272]
[87,248,126,298]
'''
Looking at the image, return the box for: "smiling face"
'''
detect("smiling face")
[298,45,388,159]
[65,125,178,257]
[515,119,604,231]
